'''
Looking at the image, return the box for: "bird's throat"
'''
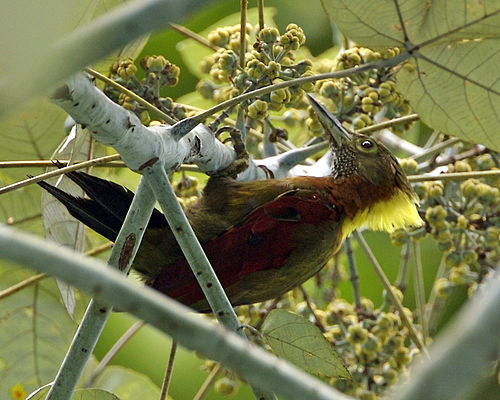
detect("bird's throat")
[341,189,423,239]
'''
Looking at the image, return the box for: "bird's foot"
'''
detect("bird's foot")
[211,126,249,178]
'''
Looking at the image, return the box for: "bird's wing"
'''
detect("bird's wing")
[152,189,340,309]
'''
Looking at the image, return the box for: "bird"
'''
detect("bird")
[38,96,423,312]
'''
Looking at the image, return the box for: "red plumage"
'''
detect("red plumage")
[152,190,340,309]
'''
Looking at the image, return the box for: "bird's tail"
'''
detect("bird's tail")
[37,171,167,241]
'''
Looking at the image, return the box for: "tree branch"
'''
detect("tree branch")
[45,176,156,400]
[0,225,352,400]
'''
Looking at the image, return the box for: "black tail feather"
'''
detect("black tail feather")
[38,171,168,242]
[64,171,138,226]
[38,180,122,241]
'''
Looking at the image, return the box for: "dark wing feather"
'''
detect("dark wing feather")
[38,180,121,241]
[38,172,168,242]
[152,189,340,310]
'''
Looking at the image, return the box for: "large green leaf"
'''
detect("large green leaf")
[321,0,500,151]
[40,125,95,318]
[0,182,43,235]
[261,309,350,379]
[0,264,78,399]
[93,365,163,400]
[28,386,120,400]
[0,100,67,176]
[0,0,101,79]
[0,0,137,79]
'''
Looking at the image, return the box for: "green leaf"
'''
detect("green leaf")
[396,43,500,151]
[321,0,500,151]
[0,0,96,78]
[92,365,163,400]
[0,181,44,235]
[0,264,78,399]
[0,99,65,236]
[73,389,121,400]
[40,125,96,318]
[0,100,67,179]
[28,386,120,400]
[0,0,133,80]
[261,309,350,379]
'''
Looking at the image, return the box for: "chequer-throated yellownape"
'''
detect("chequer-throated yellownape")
[38,95,423,312]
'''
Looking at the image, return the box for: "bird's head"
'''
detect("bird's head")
[308,95,424,235]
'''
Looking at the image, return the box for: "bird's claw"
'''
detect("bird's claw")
[210,127,249,179]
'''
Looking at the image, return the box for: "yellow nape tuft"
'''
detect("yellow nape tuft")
[342,190,423,240]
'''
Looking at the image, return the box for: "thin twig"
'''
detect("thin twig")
[160,341,178,400]
[353,231,430,359]
[258,0,265,31]
[408,137,460,161]
[0,160,201,174]
[192,364,223,400]
[85,242,114,257]
[395,243,411,293]
[240,0,248,67]
[182,102,300,153]
[417,145,487,172]
[411,241,428,340]
[375,129,422,155]
[169,22,219,51]
[357,114,419,134]
[344,237,361,309]
[0,154,120,195]
[0,273,47,300]
[422,129,442,149]
[0,160,123,169]
[6,213,42,226]
[176,54,411,134]
[408,169,500,183]
[425,255,448,335]
[240,323,263,338]
[86,321,145,387]
[32,284,41,385]
[85,67,176,124]
[298,285,326,332]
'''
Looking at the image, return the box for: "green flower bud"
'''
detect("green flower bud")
[394,346,411,366]
[461,179,479,199]
[247,99,269,120]
[258,26,279,44]
[435,277,454,297]
[215,377,238,395]
[208,28,230,47]
[347,323,369,344]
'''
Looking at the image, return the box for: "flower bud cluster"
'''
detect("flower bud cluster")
[312,47,412,137]
[324,299,419,398]
[106,55,185,124]
[391,156,500,299]
[198,22,312,127]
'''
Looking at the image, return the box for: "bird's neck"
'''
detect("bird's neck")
[320,175,422,238]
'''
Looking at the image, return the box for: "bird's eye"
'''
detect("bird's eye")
[356,138,378,153]
[361,140,373,149]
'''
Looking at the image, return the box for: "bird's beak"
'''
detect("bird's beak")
[307,94,352,148]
